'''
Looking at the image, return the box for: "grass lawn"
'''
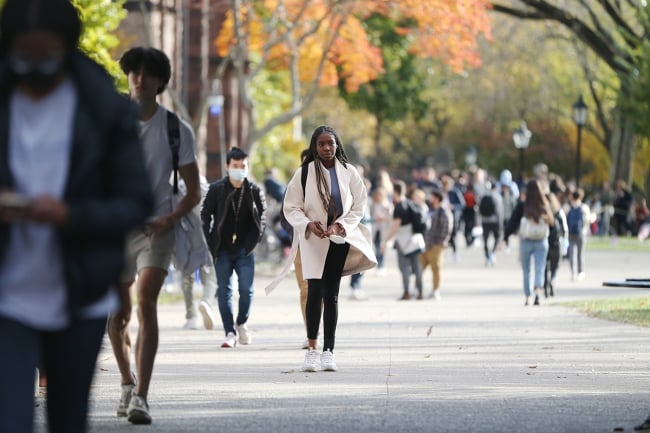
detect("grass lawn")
[561,296,650,327]
[586,235,650,252]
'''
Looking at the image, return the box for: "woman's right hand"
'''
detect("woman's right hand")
[308,221,327,238]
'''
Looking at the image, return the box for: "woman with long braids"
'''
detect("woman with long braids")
[281,125,376,372]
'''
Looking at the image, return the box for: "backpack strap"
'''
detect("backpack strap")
[167,110,181,194]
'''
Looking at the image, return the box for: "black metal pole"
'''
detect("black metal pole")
[576,125,582,188]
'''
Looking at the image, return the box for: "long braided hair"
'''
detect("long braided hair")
[302,125,350,222]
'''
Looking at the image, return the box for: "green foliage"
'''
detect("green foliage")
[339,14,427,125]
[249,66,304,182]
[74,0,127,88]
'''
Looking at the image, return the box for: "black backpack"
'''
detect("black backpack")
[167,110,181,194]
[279,164,308,236]
[479,194,496,217]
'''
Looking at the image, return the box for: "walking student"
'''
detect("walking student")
[504,180,554,306]
[420,190,453,300]
[0,1,153,432]
[107,47,201,425]
[282,125,376,372]
[201,146,267,348]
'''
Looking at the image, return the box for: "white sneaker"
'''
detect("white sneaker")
[320,349,337,371]
[235,323,252,345]
[127,394,151,425]
[221,332,237,348]
[301,338,311,350]
[183,317,200,330]
[116,383,135,417]
[430,289,441,300]
[350,289,368,301]
[198,301,215,330]
[302,349,320,372]
[578,272,586,281]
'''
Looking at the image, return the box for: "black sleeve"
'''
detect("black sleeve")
[504,201,524,242]
[201,183,219,241]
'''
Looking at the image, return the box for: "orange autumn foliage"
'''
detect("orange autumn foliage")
[215,0,492,91]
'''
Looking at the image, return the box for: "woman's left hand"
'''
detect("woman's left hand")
[325,222,345,237]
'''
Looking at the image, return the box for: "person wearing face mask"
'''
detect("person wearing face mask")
[0,1,153,432]
[201,147,267,348]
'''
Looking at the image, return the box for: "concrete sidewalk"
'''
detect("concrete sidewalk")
[36,238,650,433]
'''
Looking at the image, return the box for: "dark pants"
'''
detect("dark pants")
[482,222,500,259]
[544,242,561,296]
[0,316,106,433]
[306,241,350,352]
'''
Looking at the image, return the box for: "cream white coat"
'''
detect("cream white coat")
[265,160,376,294]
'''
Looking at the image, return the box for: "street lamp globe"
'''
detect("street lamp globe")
[512,120,532,184]
[572,95,588,127]
[512,121,532,149]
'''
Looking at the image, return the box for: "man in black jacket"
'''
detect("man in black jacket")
[201,147,266,348]
[0,1,153,432]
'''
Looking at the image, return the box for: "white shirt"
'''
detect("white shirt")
[0,80,75,330]
[139,105,196,217]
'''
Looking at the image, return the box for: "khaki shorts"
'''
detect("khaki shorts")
[119,227,175,283]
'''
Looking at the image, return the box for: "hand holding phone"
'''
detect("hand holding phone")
[0,191,30,210]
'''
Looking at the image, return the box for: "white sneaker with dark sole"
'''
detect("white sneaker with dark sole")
[127,394,151,425]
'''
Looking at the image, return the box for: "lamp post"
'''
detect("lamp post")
[512,120,532,184]
[572,95,588,188]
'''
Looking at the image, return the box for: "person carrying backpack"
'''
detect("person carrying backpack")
[566,189,590,281]
[479,182,503,266]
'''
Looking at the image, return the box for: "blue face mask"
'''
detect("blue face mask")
[229,168,247,182]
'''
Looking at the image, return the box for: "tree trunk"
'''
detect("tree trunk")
[609,109,635,186]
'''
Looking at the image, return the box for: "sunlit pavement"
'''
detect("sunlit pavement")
[36,236,650,433]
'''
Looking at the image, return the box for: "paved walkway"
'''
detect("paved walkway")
[36,238,650,433]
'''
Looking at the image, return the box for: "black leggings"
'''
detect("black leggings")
[306,241,350,352]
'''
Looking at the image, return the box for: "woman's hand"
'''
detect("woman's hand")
[308,221,327,238]
[325,222,346,238]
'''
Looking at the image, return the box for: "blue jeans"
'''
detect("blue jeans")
[519,238,549,297]
[0,316,106,433]
[214,248,255,335]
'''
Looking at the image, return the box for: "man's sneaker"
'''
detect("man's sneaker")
[320,349,337,371]
[116,383,135,417]
[221,332,237,348]
[302,349,320,372]
[236,323,252,345]
[183,317,200,330]
[127,394,151,425]
[198,301,215,330]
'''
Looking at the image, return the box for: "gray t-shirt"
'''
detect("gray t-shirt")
[139,105,196,217]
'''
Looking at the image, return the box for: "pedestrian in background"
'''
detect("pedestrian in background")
[201,146,267,348]
[504,180,554,306]
[566,188,591,281]
[420,190,453,300]
[0,1,153,431]
[282,125,376,372]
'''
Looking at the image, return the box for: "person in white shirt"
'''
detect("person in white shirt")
[0,1,153,432]
[107,47,201,425]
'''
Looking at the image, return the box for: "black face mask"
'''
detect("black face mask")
[9,54,65,91]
